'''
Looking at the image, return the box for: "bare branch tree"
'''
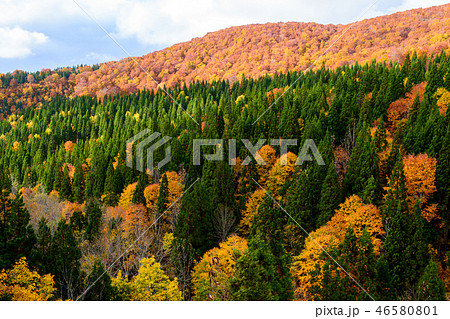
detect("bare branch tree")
[173,239,194,300]
[343,120,357,157]
[214,205,236,243]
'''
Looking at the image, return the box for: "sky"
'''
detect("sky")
[0,0,448,73]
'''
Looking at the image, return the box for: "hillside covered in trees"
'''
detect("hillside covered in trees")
[1,49,449,300]
[0,4,450,302]
[0,3,449,118]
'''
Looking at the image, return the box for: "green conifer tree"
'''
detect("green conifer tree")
[60,164,72,201]
[103,163,119,206]
[231,195,293,300]
[132,172,149,206]
[317,162,341,226]
[310,228,377,301]
[156,173,169,229]
[35,217,52,274]
[85,199,103,242]
[72,161,85,203]
[83,259,115,301]
[50,218,83,300]
[0,193,36,269]
[415,260,446,301]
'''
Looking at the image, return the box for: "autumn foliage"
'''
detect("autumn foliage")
[70,4,450,99]
[387,83,426,131]
[291,195,384,300]
[0,4,449,115]
[191,235,248,300]
[403,153,438,221]
[0,4,449,301]
[0,257,56,301]
[112,256,181,301]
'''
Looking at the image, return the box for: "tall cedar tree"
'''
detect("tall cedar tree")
[231,195,293,300]
[415,260,446,301]
[380,161,430,299]
[60,164,72,201]
[174,182,215,261]
[286,169,316,251]
[0,192,36,269]
[343,123,379,198]
[72,161,85,203]
[317,162,341,226]
[175,161,235,260]
[435,128,450,256]
[35,217,52,274]
[132,172,149,206]
[85,144,107,199]
[50,218,83,300]
[156,173,169,229]
[103,163,119,206]
[83,259,115,301]
[85,199,103,242]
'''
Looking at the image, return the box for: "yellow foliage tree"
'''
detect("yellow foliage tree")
[402,153,438,221]
[291,195,384,300]
[112,256,181,301]
[265,152,297,197]
[240,152,298,236]
[436,88,450,117]
[166,172,183,202]
[191,235,248,300]
[0,257,56,301]
[239,189,265,237]
[403,154,437,203]
[143,172,183,232]
[256,145,277,184]
[118,182,137,208]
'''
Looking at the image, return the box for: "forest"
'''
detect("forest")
[0,3,448,115]
[0,46,449,300]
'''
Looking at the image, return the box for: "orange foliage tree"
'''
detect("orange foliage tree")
[387,82,426,131]
[291,195,384,300]
[402,153,438,221]
[144,172,183,232]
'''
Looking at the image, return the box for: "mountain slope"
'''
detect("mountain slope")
[1,3,449,110]
[73,3,450,97]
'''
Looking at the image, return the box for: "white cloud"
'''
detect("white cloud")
[0,0,448,54]
[104,0,450,46]
[0,0,124,27]
[386,0,450,13]
[0,26,48,58]
[86,52,118,62]
[113,0,381,45]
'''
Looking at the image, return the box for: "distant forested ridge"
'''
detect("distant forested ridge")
[0,3,449,118]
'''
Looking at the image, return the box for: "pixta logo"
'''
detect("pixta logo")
[126,129,172,175]
[126,130,325,175]
[193,138,325,166]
